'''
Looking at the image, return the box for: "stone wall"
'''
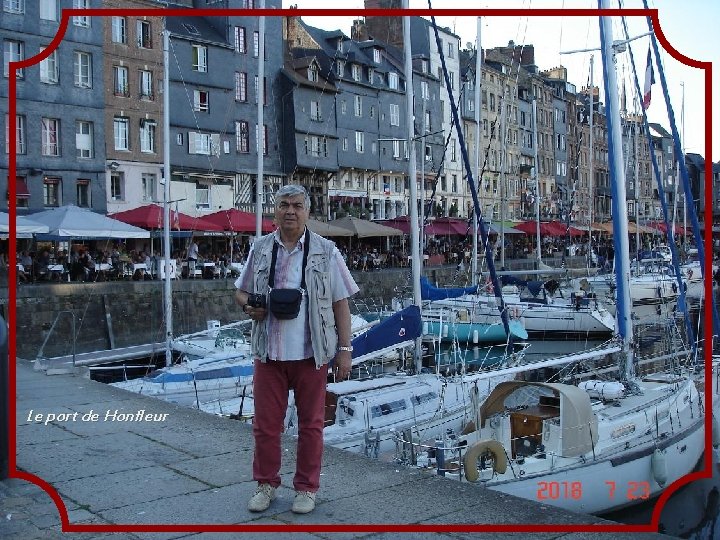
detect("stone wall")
[4,255,588,359]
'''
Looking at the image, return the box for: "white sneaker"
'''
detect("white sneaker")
[247,483,276,512]
[292,491,316,514]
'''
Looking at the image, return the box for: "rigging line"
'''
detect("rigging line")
[618,11,698,349]
[427,4,511,345]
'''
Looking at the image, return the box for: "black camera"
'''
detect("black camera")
[247,293,267,309]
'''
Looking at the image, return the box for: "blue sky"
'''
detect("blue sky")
[296,0,719,162]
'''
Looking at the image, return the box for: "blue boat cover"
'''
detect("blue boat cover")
[420,276,478,300]
[351,305,422,361]
[146,364,254,384]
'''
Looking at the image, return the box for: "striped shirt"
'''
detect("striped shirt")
[235,229,359,361]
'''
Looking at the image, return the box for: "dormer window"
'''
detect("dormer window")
[336,60,345,77]
[351,64,361,82]
[337,39,344,53]
[421,59,429,73]
[373,48,381,63]
[388,72,398,90]
[308,64,319,82]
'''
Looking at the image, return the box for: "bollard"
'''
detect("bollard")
[0,314,8,479]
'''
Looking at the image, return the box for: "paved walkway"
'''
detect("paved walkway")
[2,359,674,539]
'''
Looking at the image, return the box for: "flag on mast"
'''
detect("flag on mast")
[642,47,655,110]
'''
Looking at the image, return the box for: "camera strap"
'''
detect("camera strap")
[268,230,309,291]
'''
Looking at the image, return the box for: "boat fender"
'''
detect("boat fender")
[463,439,508,481]
[652,448,668,487]
[422,321,429,335]
[472,329,479,344]
[442,324,449,338]
[713,414,720,447]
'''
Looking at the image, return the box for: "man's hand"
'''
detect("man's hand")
[333,350,352,381]
[244,304,267,322]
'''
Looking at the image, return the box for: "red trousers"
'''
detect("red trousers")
[252,358,328,492]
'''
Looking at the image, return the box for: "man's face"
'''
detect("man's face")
[275,194,309,237]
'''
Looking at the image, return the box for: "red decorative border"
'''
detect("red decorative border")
[6,5,713,534]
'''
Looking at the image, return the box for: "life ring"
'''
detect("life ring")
[463,439,508,481]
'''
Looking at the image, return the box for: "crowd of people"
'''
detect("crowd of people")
[0,229,704,285]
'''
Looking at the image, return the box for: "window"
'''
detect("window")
[111,17,126,44]
[388,72,399,90]
[196,183,210,209]
[424,111,430,131]
[351,64,361,82]
[113,65,129,96]
[75,121,93,158]
[342,137,348,151]
[389,103,399,126]
[189,131,212,155]
[72,0,90,27]
[137,20,152,48]
[368,67,374,84]
[4,114,26,154]
[141,173,155,201]
[139,69,153,99]
[235,121,249,153]
[253,31,259,58]
[308,65,318,82]
[3,0,23,14]
[140,119,156,153]
[340,100,346,115]
[450,139,457,162]
[420,80,429,99]
[447,41,455,58]
[41,118,60,156]
[255,124,267,155]
[193,90,209,112]
[305,135,327,157]
[40,0,57,20]
[234,72,247,102]
[336,60,345,78]
[14,176,29,208]
[76,179,90,207]
[468,97,474,112]
[369,105,375,119]
[235,26,246,53]
[424,144,432,162]
[421,59,428,73]
[110,172,124,201]
[3,40,23,78]
[39,47,58,84]
[73,51,92,88]
[355,131,364,153]
[392,140,401,159]
[373,48,381,63]
[310,101,321,121]
[192,45,207,72]
[354,95,362,117]
[113,117,129,150]
[43,177,61,207]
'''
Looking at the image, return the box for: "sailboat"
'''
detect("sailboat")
[421,8,705,514]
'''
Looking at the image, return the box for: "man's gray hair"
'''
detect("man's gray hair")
[275,184,310,209]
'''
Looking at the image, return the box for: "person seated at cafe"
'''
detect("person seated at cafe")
[80,250,96,281]
[17,250,32,283]
[35,250,50,281]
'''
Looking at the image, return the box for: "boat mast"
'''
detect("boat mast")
[587,56,595,265]
[633,120,641,260]
[255,0,265,239]
[472,17,482,286]
[531,93,541,266]
[499,88,507,269]
[402,2,422,371]
[599,0,633,375]
[162,27,172,368]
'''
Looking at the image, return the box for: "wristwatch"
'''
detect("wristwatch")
[338,345,353,352]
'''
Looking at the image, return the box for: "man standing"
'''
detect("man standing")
[235,185,359,514]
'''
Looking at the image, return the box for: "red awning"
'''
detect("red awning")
[514,220,584,237]
[109,204,224,232]
[16,177,30,198]
[646,221,684,235]
[202,209,275,233]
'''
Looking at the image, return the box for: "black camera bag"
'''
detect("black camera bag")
[267,232,309,320]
